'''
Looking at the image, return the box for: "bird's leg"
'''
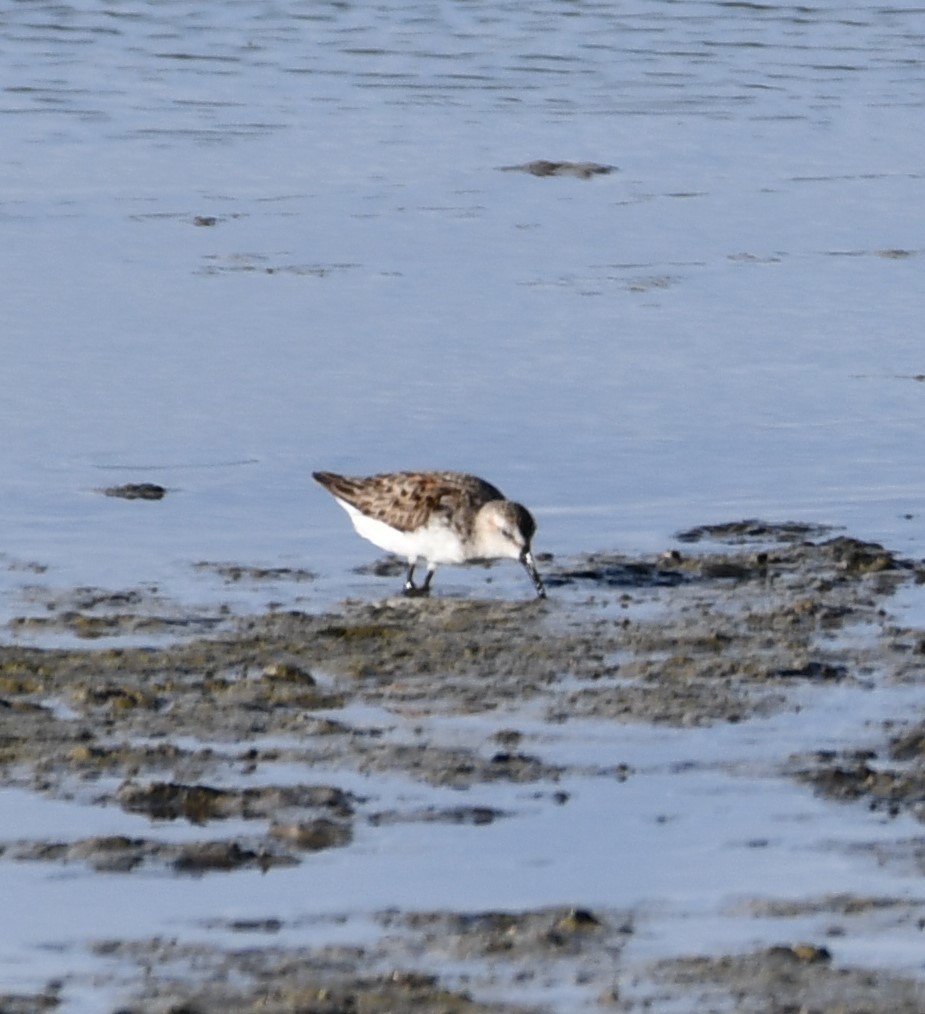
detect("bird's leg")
[402,562,432,597]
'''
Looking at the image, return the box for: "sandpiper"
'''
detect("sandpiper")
[313,470,546,598]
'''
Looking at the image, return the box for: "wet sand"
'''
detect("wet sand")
[3,523,925,1011]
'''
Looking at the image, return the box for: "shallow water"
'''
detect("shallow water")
[3,1,925,1007]
[3,0,925,614]
[3,677,925,1009]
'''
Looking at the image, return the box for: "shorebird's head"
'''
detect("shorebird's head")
[476,501,546,599]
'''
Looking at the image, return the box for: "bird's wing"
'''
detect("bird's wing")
[313,471,504,534]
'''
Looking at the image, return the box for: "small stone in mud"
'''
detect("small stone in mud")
[368,805,504,827]
[889,726,925,761]
[172,841,282,873]
[227,918,283,933]
[822,536,901,574]
[488,751,556,782]
[269,818,351,851]
[68,835,149,873]
[782,942,832,963]
[73,683,159,711]
[699,560,758,580]
[492,728,523,748]
[261,661,316,685]
[0,989,60,1012]
[772,661,847,681]
[551,908,604,934]
[118,781,231,824]
[102,483,167,501]
[793,742,925,822]
[117,781,358,824]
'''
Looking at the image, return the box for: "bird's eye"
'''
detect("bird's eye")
[501,527,514,541]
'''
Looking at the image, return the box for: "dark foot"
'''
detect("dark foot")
[402,563,434,597]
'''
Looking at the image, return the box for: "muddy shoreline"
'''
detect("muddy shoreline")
[3,523,925,1011]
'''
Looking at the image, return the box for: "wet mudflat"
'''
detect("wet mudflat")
[3,523,925,1010]
[5,0,925,1008]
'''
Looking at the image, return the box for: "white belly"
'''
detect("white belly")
[338,500,467,565]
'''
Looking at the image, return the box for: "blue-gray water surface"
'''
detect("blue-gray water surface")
[3,0,925,608]
[3,2,925,1007]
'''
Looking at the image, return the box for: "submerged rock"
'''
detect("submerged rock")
[101,483,167,500]
[499,160,615,179]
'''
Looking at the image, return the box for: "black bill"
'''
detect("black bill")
[521,549,546,599]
